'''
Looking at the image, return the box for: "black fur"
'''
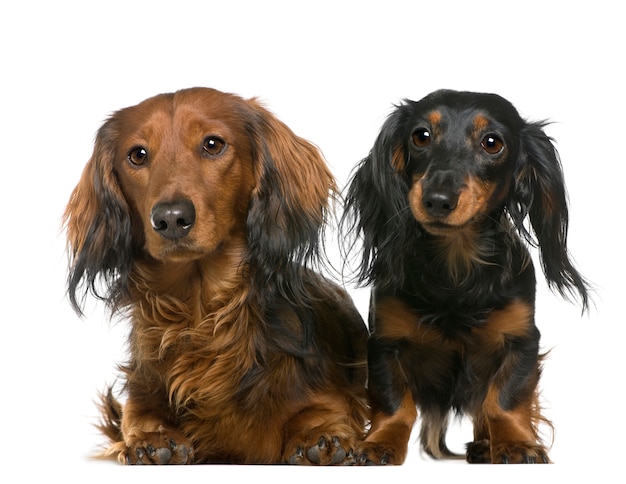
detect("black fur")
[343,89,590,464]
[344,90,588,309]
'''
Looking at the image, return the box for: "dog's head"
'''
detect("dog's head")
[394,91,523,236]
[343,89,589,308]
[65,87,335,314]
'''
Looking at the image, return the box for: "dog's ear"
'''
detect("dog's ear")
[63,120,132,315]
[509,122,590,310]
[244,99,336,298]
[342,103,421,290]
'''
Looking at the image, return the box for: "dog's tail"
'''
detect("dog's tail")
[96,386,124,447]
[419,411,464,460]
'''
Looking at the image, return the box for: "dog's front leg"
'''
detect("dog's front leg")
[116,396,193,465]
[468,305,550,464]
[355,323,418,465]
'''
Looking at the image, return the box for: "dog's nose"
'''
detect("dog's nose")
[422,170,460,218]
[422,189,458,218]
[150,200,196,240]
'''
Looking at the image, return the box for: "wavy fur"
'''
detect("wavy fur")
[342,89,589,464]
[65,87,368,465]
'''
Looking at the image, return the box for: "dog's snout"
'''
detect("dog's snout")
[150,199,196,240]
[422,171,459,218]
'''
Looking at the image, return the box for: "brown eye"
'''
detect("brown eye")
[412,127,431,147]
[128,146,148,166]
[203,136,226,157]
[481,134,504,155]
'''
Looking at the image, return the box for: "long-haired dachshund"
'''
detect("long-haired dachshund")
[64,87,369,465]
[342,89,590,464]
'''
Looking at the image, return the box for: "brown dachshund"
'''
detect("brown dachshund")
[65,87,369,465]
[342,89,590,464]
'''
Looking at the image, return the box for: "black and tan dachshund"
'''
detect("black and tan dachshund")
[343,89,589,464]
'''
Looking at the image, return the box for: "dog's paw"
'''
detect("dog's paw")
[122,429,192,465]
[466,439,549,464]
[354,441,403,465]
[466,439,491,463]
[288,435,356,465]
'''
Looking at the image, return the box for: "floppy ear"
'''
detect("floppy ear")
[509,121,589,310]
[244,100,336,298]
[63,121,132,315]
[342,103,421,290]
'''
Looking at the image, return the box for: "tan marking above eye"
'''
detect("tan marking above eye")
[427,110,442,125]
[473,114,489,131]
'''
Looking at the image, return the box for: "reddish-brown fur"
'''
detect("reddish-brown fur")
[65,88,368,465]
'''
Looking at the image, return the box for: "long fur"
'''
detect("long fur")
[65,87,369,465]
[342,89,590,464]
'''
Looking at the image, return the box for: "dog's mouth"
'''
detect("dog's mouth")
[147,237,207,262]
[420,219,471,236]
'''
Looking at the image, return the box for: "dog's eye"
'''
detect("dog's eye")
[481,134,504,155]
[412,128,431,148]
[128,146,148,166]
[202,136,226,157]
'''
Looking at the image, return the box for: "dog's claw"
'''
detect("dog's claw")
[289,446,305,465]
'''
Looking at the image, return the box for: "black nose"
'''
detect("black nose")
[421,170,460,218]
[150,200,196,240]
[422,189,458,217]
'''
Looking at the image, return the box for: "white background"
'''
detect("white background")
[1,1,623,482]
